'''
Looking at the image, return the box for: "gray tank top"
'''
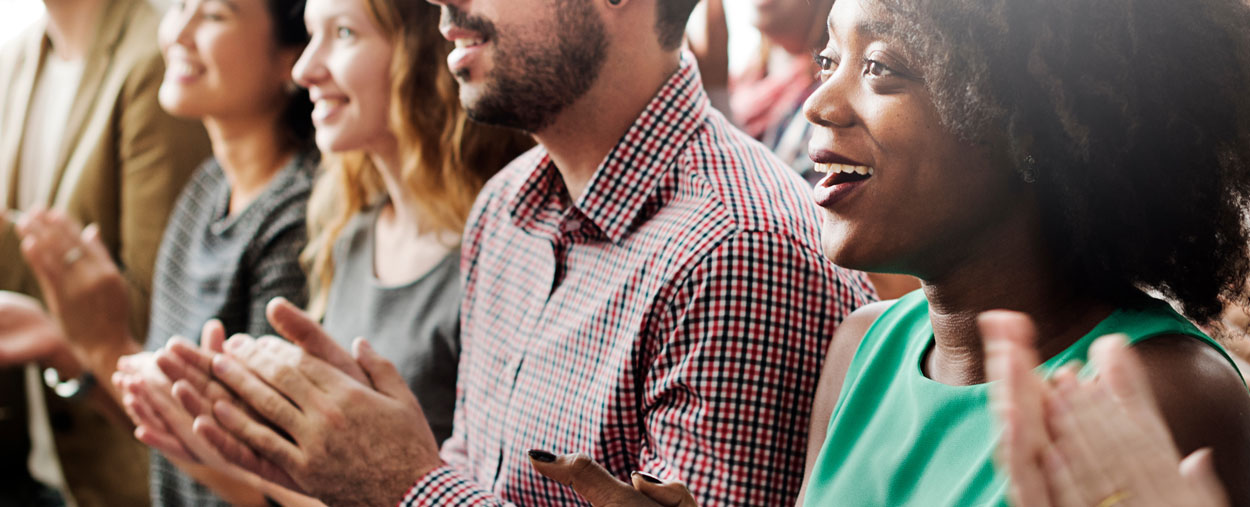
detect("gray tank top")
[321,204,461,443]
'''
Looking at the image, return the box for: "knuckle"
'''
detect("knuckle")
[569,453,596,475]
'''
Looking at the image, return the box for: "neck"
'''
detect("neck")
[203,113,291,215]
[918,201,1114,386]
[534,46,681,202]
[370,142,424,235]
[43,0,107,61]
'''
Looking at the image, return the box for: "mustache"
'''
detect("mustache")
[441,5,497,40]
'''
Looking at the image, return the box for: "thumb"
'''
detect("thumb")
[529,451,656,506]
[200,320,227,354]
[351,338,409,399]
[266,297,367,384]
[81,223,108,259]
[631,472,699,507]
[1179,448,1229,506]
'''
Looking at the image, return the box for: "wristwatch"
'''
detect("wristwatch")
[42,368,96,401]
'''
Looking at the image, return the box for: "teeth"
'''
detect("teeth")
[814,163,875,176]
[454,38,485,49]
[170,62,197,77]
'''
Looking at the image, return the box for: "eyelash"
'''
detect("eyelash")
[813,52,898,81]
[336,26,355,39]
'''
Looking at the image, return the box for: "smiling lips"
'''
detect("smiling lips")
[813,162,875,208]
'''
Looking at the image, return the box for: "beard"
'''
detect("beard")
[444,2,609,133]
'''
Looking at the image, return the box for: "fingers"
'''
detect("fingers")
[528,451,658,506]
[630,472,699,507]
[201,319,227,353]
[266,298,368,385]
[1043,367,1122,503]
[225,335,334,403]
[210,353,306,437]
[208,400,305,484]
[352,338,410,398]
[135,424,197,464]
[979,311,1051,507]
[1178,448,1230,506]
[194,414,303,491]
[1089,336,1169,438]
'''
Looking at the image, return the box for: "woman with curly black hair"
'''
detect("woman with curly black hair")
[522,0,1250,504]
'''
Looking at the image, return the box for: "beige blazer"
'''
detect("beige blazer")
[0,0,211,505]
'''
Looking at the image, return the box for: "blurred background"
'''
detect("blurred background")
[0,1,762,72]
[0,1,45,46]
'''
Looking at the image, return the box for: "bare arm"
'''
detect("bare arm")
[796,301,892,505]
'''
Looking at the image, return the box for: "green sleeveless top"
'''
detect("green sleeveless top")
[802,290,1239,507]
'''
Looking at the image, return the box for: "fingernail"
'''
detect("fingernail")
[528,449,556,463]
[633,471,663,484]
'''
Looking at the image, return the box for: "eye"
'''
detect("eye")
[336,26,356,39]
[864,59,896,78]
[813,51,840,82]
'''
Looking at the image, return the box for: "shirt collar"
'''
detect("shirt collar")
[508,52,710,244]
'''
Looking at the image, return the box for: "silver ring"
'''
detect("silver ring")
[62,246,83,266]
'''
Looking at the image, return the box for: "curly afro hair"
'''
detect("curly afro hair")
[866,0,1250,324]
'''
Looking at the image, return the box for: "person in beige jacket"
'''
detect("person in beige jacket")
[0,0,210,504]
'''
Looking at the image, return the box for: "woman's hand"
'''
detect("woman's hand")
[527,451,698,507]
[981,311,1230,507]
[15,209,130,352]
[0,291,77,371]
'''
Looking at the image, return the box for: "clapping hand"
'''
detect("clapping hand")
[980,311,1229,507]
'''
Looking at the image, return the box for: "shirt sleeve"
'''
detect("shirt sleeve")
[245,221,310,337]
[636,230,869,506]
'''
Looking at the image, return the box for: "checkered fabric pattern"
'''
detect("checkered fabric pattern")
[401,54,876,506]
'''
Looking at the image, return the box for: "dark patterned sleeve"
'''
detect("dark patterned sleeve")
[638,230,871,506]
[245,220,309,337]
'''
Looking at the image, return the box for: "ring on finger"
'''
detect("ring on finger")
[1095,490,1131,507]
[62,246,84,266]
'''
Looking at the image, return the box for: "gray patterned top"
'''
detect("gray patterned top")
[146,151,316,507]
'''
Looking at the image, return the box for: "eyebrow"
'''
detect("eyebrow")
[205,0,240,12]
[827,15,895,41]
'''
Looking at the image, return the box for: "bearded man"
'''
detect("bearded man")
[156,0,875,504]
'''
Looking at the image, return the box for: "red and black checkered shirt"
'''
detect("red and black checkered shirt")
[401,54,875,506]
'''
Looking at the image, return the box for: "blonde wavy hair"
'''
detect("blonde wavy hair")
[302,0,532,318]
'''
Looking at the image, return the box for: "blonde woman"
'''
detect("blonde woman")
[117,0,532,478]
[294,0,531,444]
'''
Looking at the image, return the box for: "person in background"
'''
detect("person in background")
[690,0,832,181]
[141,0,876,504]
[124,0,531,468]
[0,0,210,504]
[691,0,918,300]
[521,0,1250,504]
[0,0,316,504]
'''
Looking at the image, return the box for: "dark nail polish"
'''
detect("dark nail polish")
[528,449,556,463]
[633,471,662,484]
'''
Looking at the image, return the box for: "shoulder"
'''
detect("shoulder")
[1132,335,1250,441]
[680,111,824,245]
[1131,334,1250,502]
[816,300,898,400]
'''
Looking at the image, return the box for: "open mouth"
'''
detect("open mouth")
[814,163,875,186]
[454,36,489,49]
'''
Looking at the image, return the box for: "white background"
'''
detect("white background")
[0,1,45,47]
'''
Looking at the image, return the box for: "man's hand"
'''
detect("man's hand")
[198,299,443,505]
[528,450,697,507]
[980,311,1230,507]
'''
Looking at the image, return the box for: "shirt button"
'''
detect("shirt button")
[562,219,582,233]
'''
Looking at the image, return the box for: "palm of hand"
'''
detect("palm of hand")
[0,292,68,366]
